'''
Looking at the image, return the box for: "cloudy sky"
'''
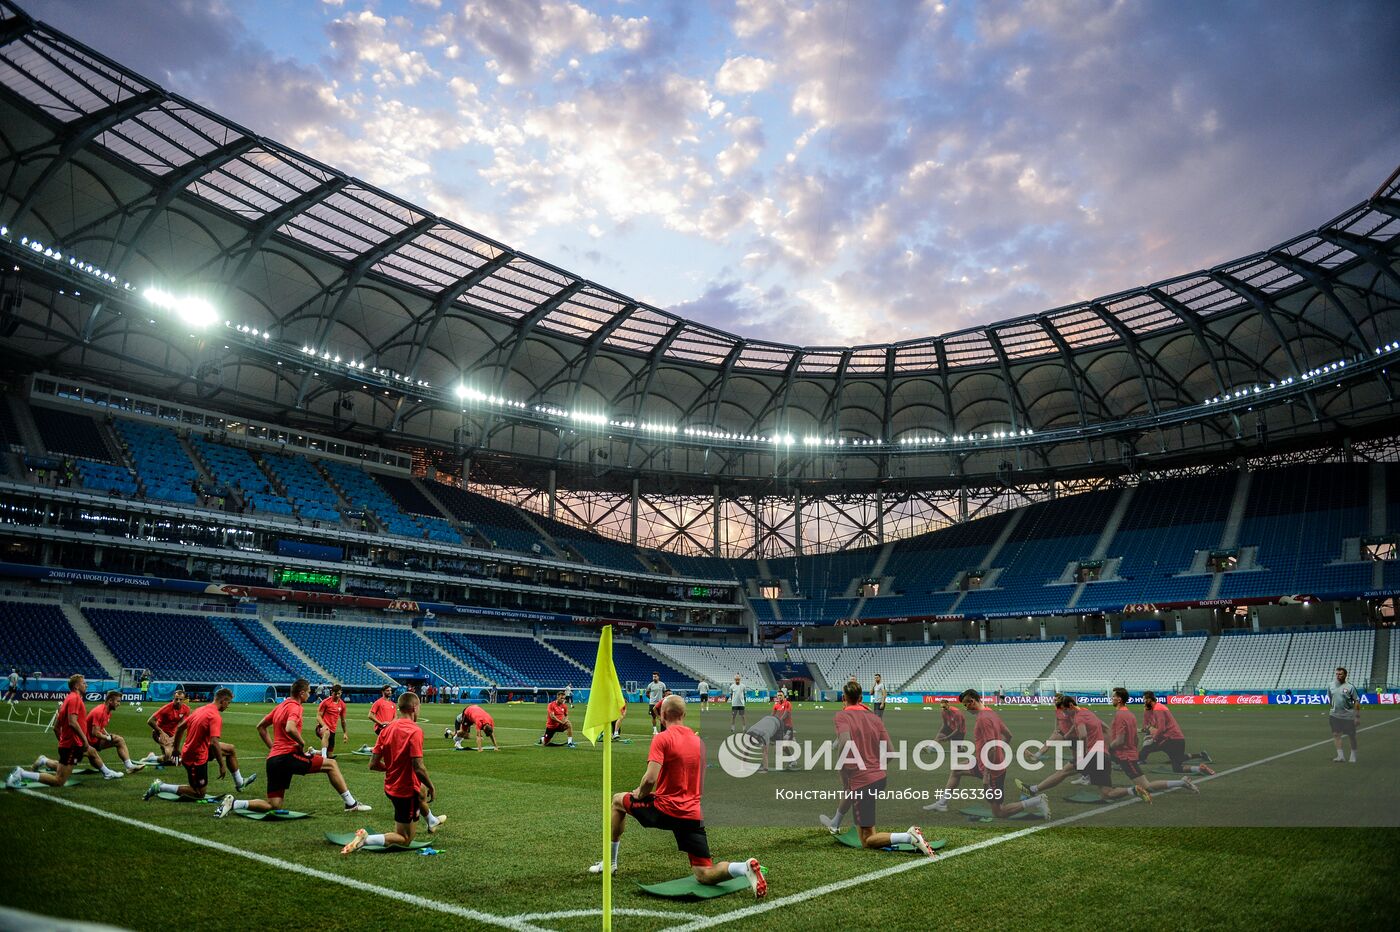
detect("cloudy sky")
[32,0,1400,348]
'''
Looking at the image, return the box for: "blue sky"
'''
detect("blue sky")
[32,0,1400,348]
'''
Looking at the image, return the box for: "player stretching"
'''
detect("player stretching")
[1329,667,1361,763]
[447,704,498,751]
[872,674,888,719]
[1140,691,1213,774]
[215,678,369,818]
[729,675,747,732]
[145,689,191,765]
[8,674,90,789]
[646,674,667,733]
[316,684,348,759]
[698,679,709,713]
[589,695,768,896]
[772,689,795,740]
[934,698,966,745]
[82,690,144,776]
[143,688,252,800]
[341,691,444,853]
[539,691,577,747]
[933,689,1049,820]
[1017,695,1114,800]
[815,681,938,850]
[1106,688,1196,802]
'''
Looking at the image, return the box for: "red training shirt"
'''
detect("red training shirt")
[318,696,347,729]
[1111,707,1139,761]
[833,703,889,791]
[1146,705,1184,741]
[972,706,1012,774]
[267,699,305,757]
[86,703,113,743]
[940,705,966,735]
[646,724,705,820]
[546,700,569,726]
[465,705,493,729]
[1073,708,1106,756]
[181,703,223,765]
[373,718,423,798]
[151,701,188,735]
[772,698,793,727]
[370,697,396,726]
[56,692,88,749]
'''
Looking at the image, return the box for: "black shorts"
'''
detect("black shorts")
[1081,752,1113,787]
[266,751,322,796]
[374,722,386,735]
[980,768,1007,802]
[545,723,569,738]
[184,762,209,791]
[57,746,84,766]
[1329,715,1357,737]
[323,729,337,751]
[623,794,711,865]
[1115,757,1144,780]
[388,792,420,825]
[849,776,887,827]
[1149,737,1189,768]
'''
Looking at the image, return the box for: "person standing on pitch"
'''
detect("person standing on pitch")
[729,675,747,733]
[697,678,709,713]
[5,668,16,705]
[940,689,1050,820]
[341,690,444,853]
[368,684,396,736]
[872,674,888,719]
[1328,667,1361,763]
[646,673,667,734]
[589,695,768,897]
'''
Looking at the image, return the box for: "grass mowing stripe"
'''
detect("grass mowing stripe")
[14,790,552,932]
[662,716,1400,932]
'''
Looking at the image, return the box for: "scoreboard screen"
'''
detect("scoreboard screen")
[277,568,341,588]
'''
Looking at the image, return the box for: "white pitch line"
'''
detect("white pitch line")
[660,716,1400,932]
[13,790,553,932]
[514,908,700,922]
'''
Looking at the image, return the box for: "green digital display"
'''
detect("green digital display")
[277,568,341,588]
[689,586,712,598]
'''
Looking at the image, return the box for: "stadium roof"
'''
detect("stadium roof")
[0,0,1397,493]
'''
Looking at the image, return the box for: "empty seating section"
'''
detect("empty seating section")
[1220,464,1369,598]
[648,643,777,686]
[867,543,985,618]
[546,637,690,686]
[321,461,458,542]
[432,631,580,686]
[276,620,474,686]
[1051,635,1207,691]
[425,631,520,685]
[33,407,112,461]
[0,402,21,451]
[115,421,198,504]
[83,608,263,682]
[190,436,293,516]
[0,602,107,677]
[663,553,741,581]
[372,476,459,543]
[523,509,646,572]
[750,599,778,623]
[1197,632,1291,690]
[232,617,321,682]
[1277,629,1373,690]
[790,644,944,690]
[905,640,1065,692]
[206,615,298,681]
[76,459,138,496]
[776,597,858,624]
[428,481,542,553]
[262,452,342,523]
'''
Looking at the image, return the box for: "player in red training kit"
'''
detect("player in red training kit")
[142,688,256,800]
[342,690,444,853]
[539,692,577,747]
[446,704,498,751]
[816,681,940,851]
[932,690,1050,821]
[368,685,396,735]
[145,689,191,765]
[77,690,144,777]
[589,695,768,897]
[1106,688,1197,803]
[215,678,369,818]
[8,674,90,789]
[1140,691,1213,774]
[316,684,348,759]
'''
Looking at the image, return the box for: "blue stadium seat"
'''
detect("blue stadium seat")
[0,602,107,678]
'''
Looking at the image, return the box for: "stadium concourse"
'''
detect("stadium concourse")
[0,0,1399,929]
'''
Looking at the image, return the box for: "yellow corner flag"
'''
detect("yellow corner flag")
[583,625,626,931]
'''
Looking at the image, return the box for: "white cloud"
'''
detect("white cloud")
[715,55,777,95]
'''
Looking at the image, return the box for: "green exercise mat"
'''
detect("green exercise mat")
[13,777,82,788]
[323,831,433,852]
[1064,791,1108,804]
[235,808,310,821]
[635,868,765,899]
[832,826,947,852]
[155,791,218,803]
[352,748,374,756]
[960,804,1035,821]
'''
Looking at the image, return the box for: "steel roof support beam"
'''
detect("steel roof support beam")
[1210,271,1319,421]
[821,350,854,437]
[985,331,1031,430]
[1265,250,1370,351]
[294,216,435,406]
[624,320,686,468]
[1040,318,1092,428]
[682,341,745,425]
[494,280,586,391]
[881,347,896,441]
[9,89,163,231]
[934,340,956,439]
[568,302,638,408]
[1316,229,1400,295]
[1147,289,1232,395]
[226,177,349,291]
[1089,303,1161,415]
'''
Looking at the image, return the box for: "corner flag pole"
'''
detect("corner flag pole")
[582,624,625,932]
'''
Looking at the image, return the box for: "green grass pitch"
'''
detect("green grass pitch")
[2,700,1398,930]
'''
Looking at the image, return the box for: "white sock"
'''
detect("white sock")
[610,841,620,865]
[341,790,356,805]
[232,799,250,810]
[366,833,387,847]
[454,741,462,749]
[890,832,913,845]
[18,769,40,781]
[830,810,843,827]
[1166,780,1186,789]
[728,861,749,877]
[1334,751,1345,759]
[158,782,180,794]
[124,759,139,770]
[35,755,47,768]
[102,765,120,776]
[232,770,244,786]
[1350,751,1357,761]
[1027,783,1040,795]
[426,809,439,826]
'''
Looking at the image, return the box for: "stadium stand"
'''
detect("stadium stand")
[545,636,691,686]
[904,639,1066,692]
[789,643,945,690]
[82,608,264,683]
[75,459,138,496]
[0,402,22,452]
[113,421,199,504]
[189,435,294,516]
[647,643,778,686]
[0,602,108,678]
[227,616,321,682]
[276,619,476,686]
[32,407,112,461]
[1197,631,1293,691]
[205,615,300,682]
[375,475,463,543]
[261,451,343,523]
[425,630,523,686]
[320,461,460,543]
[1050,634,1208,692]
[1276,629,1374,691]
[426,481,543,553]
[429,630,580,687]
